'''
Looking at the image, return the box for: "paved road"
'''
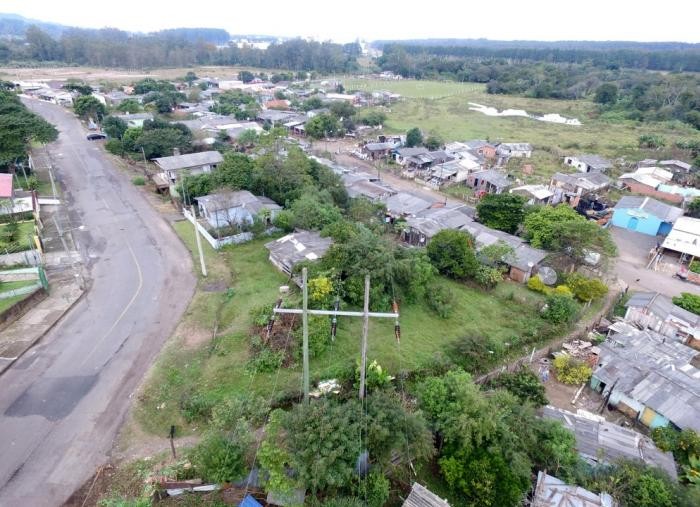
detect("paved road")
[0,100,195,506]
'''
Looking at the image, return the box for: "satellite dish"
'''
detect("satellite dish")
[538,267,558,286]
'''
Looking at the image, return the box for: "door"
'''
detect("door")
[627,216,639,230]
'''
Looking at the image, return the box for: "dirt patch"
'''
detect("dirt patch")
[202,280,228,292]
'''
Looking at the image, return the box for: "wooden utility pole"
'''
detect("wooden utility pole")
[273,274,399,403]
[191,205,207,277]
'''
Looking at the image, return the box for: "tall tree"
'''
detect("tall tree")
[73,95,106,121]
[426,229,479,279]
[405,127,423,147]
[477,194,526,234]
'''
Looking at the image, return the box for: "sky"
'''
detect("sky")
[2,0,700,43]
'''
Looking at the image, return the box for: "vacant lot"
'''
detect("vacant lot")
[343,78,700,181]
[135,221,563,436]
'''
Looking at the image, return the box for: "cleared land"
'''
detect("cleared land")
[135,221,562,435]
[343,78,700,181]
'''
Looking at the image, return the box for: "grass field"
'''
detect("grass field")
[135,221,562,436]
[342,78,700,182]
[0,293,29,313]
[0,221,36,252]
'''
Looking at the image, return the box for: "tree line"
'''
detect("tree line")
[0,25,359,72]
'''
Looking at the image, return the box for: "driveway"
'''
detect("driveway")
[0,100,195,506]
[610,226,698,297]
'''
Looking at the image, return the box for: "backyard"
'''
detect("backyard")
[135,220,568,436]
[0,220,35,252]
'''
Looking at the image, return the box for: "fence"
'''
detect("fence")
[182,209,254,250]
[0,249,41,267]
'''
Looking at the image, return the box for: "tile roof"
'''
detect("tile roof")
[402,483,450,507]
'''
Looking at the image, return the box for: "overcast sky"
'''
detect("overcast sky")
[2,0,699,43]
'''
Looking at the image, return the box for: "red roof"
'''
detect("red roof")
[0,173,13,199]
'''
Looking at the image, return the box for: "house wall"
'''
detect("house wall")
[619,179,684,204]
[480,146,496,158]
[509,266,529,283]
[565,158,590,173]
[611,209,664,236]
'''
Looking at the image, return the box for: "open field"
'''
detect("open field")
[343,78,700,181]
[0,65,262,84]
[135,221,564,436]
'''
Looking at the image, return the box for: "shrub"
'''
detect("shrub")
[354,359,391,392]
[189,429,250,483]
[211,393,270,429]
[527,275,547,293]
[690,261,700,274]
[486,368,548,406]
[246,348,284,374]
[105,138,125,156]
[426,283,455,318]
[553,285,574,297]
[250,304,273,327]
[272,209,295,232]
[180,391,215,423]
[294,315,330,359]
[553,355,592,384]
[131,176,146,186]
[673,293,700,316]
[566,273,608,302]
[308,276,334,308]
[474,265,502,289]
[543,294,579,324]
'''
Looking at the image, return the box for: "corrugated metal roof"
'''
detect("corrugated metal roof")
[238,494,263,507]
[403,483,450,507]
[153,151,223,171]
[625,291,699,328]
[532,471,616,507]
[552,172,611,191]
[662,217,700,258]
[613,196,683,222]
[542,406,677,478]
[265,231,332,273]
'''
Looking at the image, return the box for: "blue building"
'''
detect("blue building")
[611,196,683,236]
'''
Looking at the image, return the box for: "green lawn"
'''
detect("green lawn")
[343,78,700,183]
[136,222,559,436]
[0,293,30,313]
[0,279,38,292]
[0,221,36,252]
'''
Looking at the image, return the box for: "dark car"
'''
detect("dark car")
[86,133,107,141]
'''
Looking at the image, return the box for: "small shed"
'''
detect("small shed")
[531,471,616,507]
[265,231,332,276]
[382,191,435,218]
[661,216,700,260]
[564,154,613,173]
[197,190,282,229]
[402,482,450,507]
[510,184,554,205]
[467,169,512,194]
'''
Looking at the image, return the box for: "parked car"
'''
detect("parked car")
[86,133,107,141]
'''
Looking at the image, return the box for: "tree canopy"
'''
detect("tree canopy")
[427,229,479,279]
[0,91,57,168]
[477,193,526,234]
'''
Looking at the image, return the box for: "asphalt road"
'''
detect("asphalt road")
[0,100,195,506]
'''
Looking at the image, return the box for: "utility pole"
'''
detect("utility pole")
[273,274,399,403]
[302,268,310,404]
[191,205,207,277]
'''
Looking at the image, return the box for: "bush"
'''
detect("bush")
[690,260,700,274]
[246,348,284,374]
[566,273,608,302]
[308,276,334,309]
[553,355,592,384]
[180,391,215,423]
[131,176,145,186]
[273,209,295,232]
[354,359,391,392]
[189,429,250,483]
[250,304,273,327]
[673,292,700,316]
[486,368,548,406]
[211,393,270,429]
[474,265,502,289]
[527,275,547,293]
[542,294,579,324]
[105,138,125,156]
[553,284,574,297]
[426,283,455,318]
[294,315,330,359]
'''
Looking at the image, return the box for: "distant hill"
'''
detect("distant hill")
[0,12,68,38]
[373,38,700,52]
[0,13,231,44]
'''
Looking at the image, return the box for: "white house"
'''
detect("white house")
[197,190,281,229]
[564,154,613,173]
[153,151,224,183]
[496,143,532,158]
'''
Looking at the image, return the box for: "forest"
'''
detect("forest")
[378,45,700,129]
[0,25,359,72]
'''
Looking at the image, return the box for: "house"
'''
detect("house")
[154,151,224,183]
[342,173,396,201]
[197,190,282,229]
[564,154,613,173]
[510,184,554,205]
[624,291,699,346]
[362,142,395,160]
[467,169,512,194]
[549,172,611,207]
[661,216,700,260]
[264,231,332,276]
[460,221,548,282]
[402,483,450,507]
[394,147,429,166]
[542,406,677,478]
[461,140,497,159]
[611,196,683,236]
[0,173,13,200]
[256,109,302,125]
[641,159,694,175]
[382,191,435,217]
[589,328,700,432]
[114,112,154,128]
[618,167,682,204]
[531,471,616,507]
[496,142,532,158]
[404,151,454,171]
[403,205,475,246]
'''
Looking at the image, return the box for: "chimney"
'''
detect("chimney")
[173,148,181,156]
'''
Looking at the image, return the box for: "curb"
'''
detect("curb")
[0,285,86,376]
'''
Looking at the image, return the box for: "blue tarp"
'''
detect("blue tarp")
[239,494,263,507]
